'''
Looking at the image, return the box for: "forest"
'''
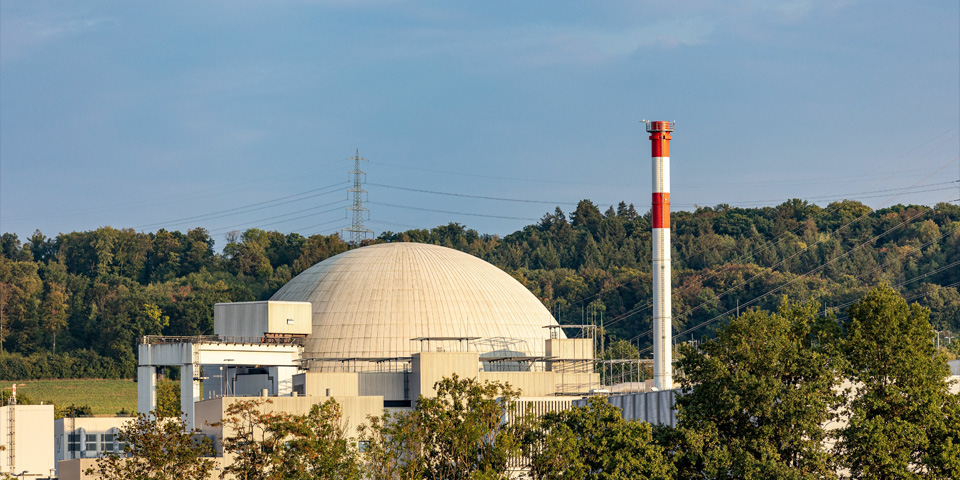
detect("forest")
[1,198,958,379]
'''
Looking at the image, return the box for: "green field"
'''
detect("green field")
[5,379,137,416]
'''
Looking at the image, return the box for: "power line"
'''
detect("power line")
[369,201,540,221]
[135,181,348,230]
[563,169,960,336]
[367,219,420,231]
[210,200,349,236]
[290,218,349,236]
[834,281,960,324]
[629,192,955,350]
[1,158,353,222]
[617,159,960,333]
[368,183,580,206]
[686,183,958,208]
[374,161,634,187]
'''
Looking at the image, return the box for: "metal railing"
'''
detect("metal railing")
[140,335,305,346]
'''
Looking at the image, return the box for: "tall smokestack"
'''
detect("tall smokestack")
[645,120,674,390]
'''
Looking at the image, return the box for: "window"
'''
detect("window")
[68,433,81,452]
[86,434,98,451]
[102,433,115,452]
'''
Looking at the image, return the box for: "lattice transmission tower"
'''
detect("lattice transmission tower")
[342,149,373,245]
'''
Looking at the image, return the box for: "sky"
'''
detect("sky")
[1,1,958,247]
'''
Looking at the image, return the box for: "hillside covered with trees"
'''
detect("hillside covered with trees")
[1,198,958,379]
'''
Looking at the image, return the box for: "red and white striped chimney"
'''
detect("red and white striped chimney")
[645,120,674,390]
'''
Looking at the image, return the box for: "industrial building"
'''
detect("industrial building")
[54,416,134,467]
[1,402,55,478]
[121,242,606,469]
[60,123,682,476]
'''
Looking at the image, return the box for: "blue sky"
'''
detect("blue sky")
[1,1,958,246]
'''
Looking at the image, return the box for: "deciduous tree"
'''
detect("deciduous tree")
[359,374,531,480]
[86,413,215,480]
[836,284,960,479]
[217,398,362,480]
[528,396,673,479]
[664,299,843,479]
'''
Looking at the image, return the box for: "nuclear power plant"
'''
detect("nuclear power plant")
[49,123,682,478]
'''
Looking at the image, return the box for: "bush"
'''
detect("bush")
[0,351,133,380]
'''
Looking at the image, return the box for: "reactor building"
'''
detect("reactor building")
[56,123,683,477]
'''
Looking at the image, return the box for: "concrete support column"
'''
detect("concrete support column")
[137,366,157,415]
[181,363,201,429]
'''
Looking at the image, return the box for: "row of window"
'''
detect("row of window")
[67,432,123,453]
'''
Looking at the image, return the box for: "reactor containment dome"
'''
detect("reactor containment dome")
[270,242,565,364]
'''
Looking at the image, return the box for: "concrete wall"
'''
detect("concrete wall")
[214,301,311,338]
[294,372,361,397]
[411,352,479,400]
[0,404,55,477]
[58,457,226,480]
[552,372,601,395]
[545,338,594,360]
[359,372,407,400]
[57,458,106,480]
[195,394,383,457]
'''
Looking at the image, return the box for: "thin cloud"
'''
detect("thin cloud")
[365,18,715,69]
[0,12,116,64]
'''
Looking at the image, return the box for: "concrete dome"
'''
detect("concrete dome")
[270,242,564,361]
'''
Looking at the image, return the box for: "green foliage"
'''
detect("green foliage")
[86,413,215,480]
[527,396,674,479]
[0,350,132,379]
[155,380,181,418]
[216,398,361,480]
[664,300,843,479]
[836,284,960,479]
[1,199,958,378]
[54,403,94,419]
[359,374,531,480]
[0,388,32,406]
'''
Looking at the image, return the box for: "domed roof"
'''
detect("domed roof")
[270,242,563,362]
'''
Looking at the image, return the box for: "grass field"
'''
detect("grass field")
[5,379,137,416]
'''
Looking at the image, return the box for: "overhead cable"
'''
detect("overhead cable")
[137,181,348,230]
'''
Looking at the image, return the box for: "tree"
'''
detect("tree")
[665,299,843,479]
[527,396,674,479]
[55,403,94,419]
[155,380,181,418]
[359,374,531,480]
[265,400,362,480]
[86,413,215,480]
[836,284,960,479]
[216,398,362,480]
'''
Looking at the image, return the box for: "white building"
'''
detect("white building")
[0,403,54,478]
[54,416,133,475]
